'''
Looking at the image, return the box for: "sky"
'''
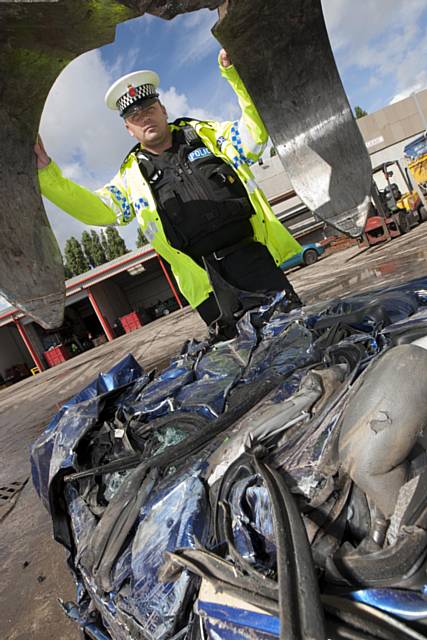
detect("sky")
[39,0,427,253]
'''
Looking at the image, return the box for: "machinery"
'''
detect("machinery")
[362,160,427,246]
[405,132,427,201]
[0,0,372,328]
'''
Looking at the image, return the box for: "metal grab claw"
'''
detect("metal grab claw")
[213,0,372,238]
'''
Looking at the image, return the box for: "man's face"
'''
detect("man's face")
[124,100,169,146]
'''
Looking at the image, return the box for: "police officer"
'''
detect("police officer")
[35,49,302,330]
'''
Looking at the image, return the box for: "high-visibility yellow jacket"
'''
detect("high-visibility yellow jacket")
[39,60,302,308]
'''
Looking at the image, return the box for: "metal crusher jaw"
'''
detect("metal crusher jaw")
[213,0,372,238]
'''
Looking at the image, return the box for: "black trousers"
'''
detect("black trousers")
[196,241,300,326]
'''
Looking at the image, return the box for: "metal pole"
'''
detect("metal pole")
[87,288,114,342]
[13,319,45,372]
[156,255,183,309]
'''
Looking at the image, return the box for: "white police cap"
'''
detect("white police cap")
[105,70,160,117]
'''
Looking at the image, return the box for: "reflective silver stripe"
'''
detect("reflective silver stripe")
[96,184,133,222]
[238,118,265,156]
[95,193,124,220]
[143,220,158,242]
[246,178,258,193]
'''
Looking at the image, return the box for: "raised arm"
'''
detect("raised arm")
[35,137,135,228]
[217,49,268,164]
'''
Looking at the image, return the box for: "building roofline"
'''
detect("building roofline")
[65,245,156,293]
[0,245,157,326]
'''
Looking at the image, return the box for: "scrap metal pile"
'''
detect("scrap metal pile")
[32,278,427,640]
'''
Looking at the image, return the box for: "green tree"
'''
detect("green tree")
[90,230,107,265]
[100,229,109,259]
[64,237,90,276]
[136,226,148,248]
[354,105,368,119]
[81,230,95,268]
[104,227,128,260]
[62,256,73,280]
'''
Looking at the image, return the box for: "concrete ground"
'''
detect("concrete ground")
[1,222,427,639]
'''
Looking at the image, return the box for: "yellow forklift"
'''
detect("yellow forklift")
[363,160,427,245]
[405,132,427,203]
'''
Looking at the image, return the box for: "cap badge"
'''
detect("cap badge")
[128,85,136,97]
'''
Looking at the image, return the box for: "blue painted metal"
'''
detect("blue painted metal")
[204,617,278,639]
[404,133,427,161]
[197,601,279,637]
[351,589,427,621]
[60,601,111,639]
[83,624,111,640]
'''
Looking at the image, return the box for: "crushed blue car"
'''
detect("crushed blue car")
[31,278,427,640]
[280,242,325,271]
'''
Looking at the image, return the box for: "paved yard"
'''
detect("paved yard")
[1,221,426,639]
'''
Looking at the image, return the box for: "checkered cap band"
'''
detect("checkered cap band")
[117,83,158,115]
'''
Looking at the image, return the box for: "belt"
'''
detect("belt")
[211,236,254,261]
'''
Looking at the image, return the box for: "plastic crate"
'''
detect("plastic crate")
[44,345,70,367]
[119,311,143,334]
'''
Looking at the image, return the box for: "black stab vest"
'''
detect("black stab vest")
[135,124,254,260]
